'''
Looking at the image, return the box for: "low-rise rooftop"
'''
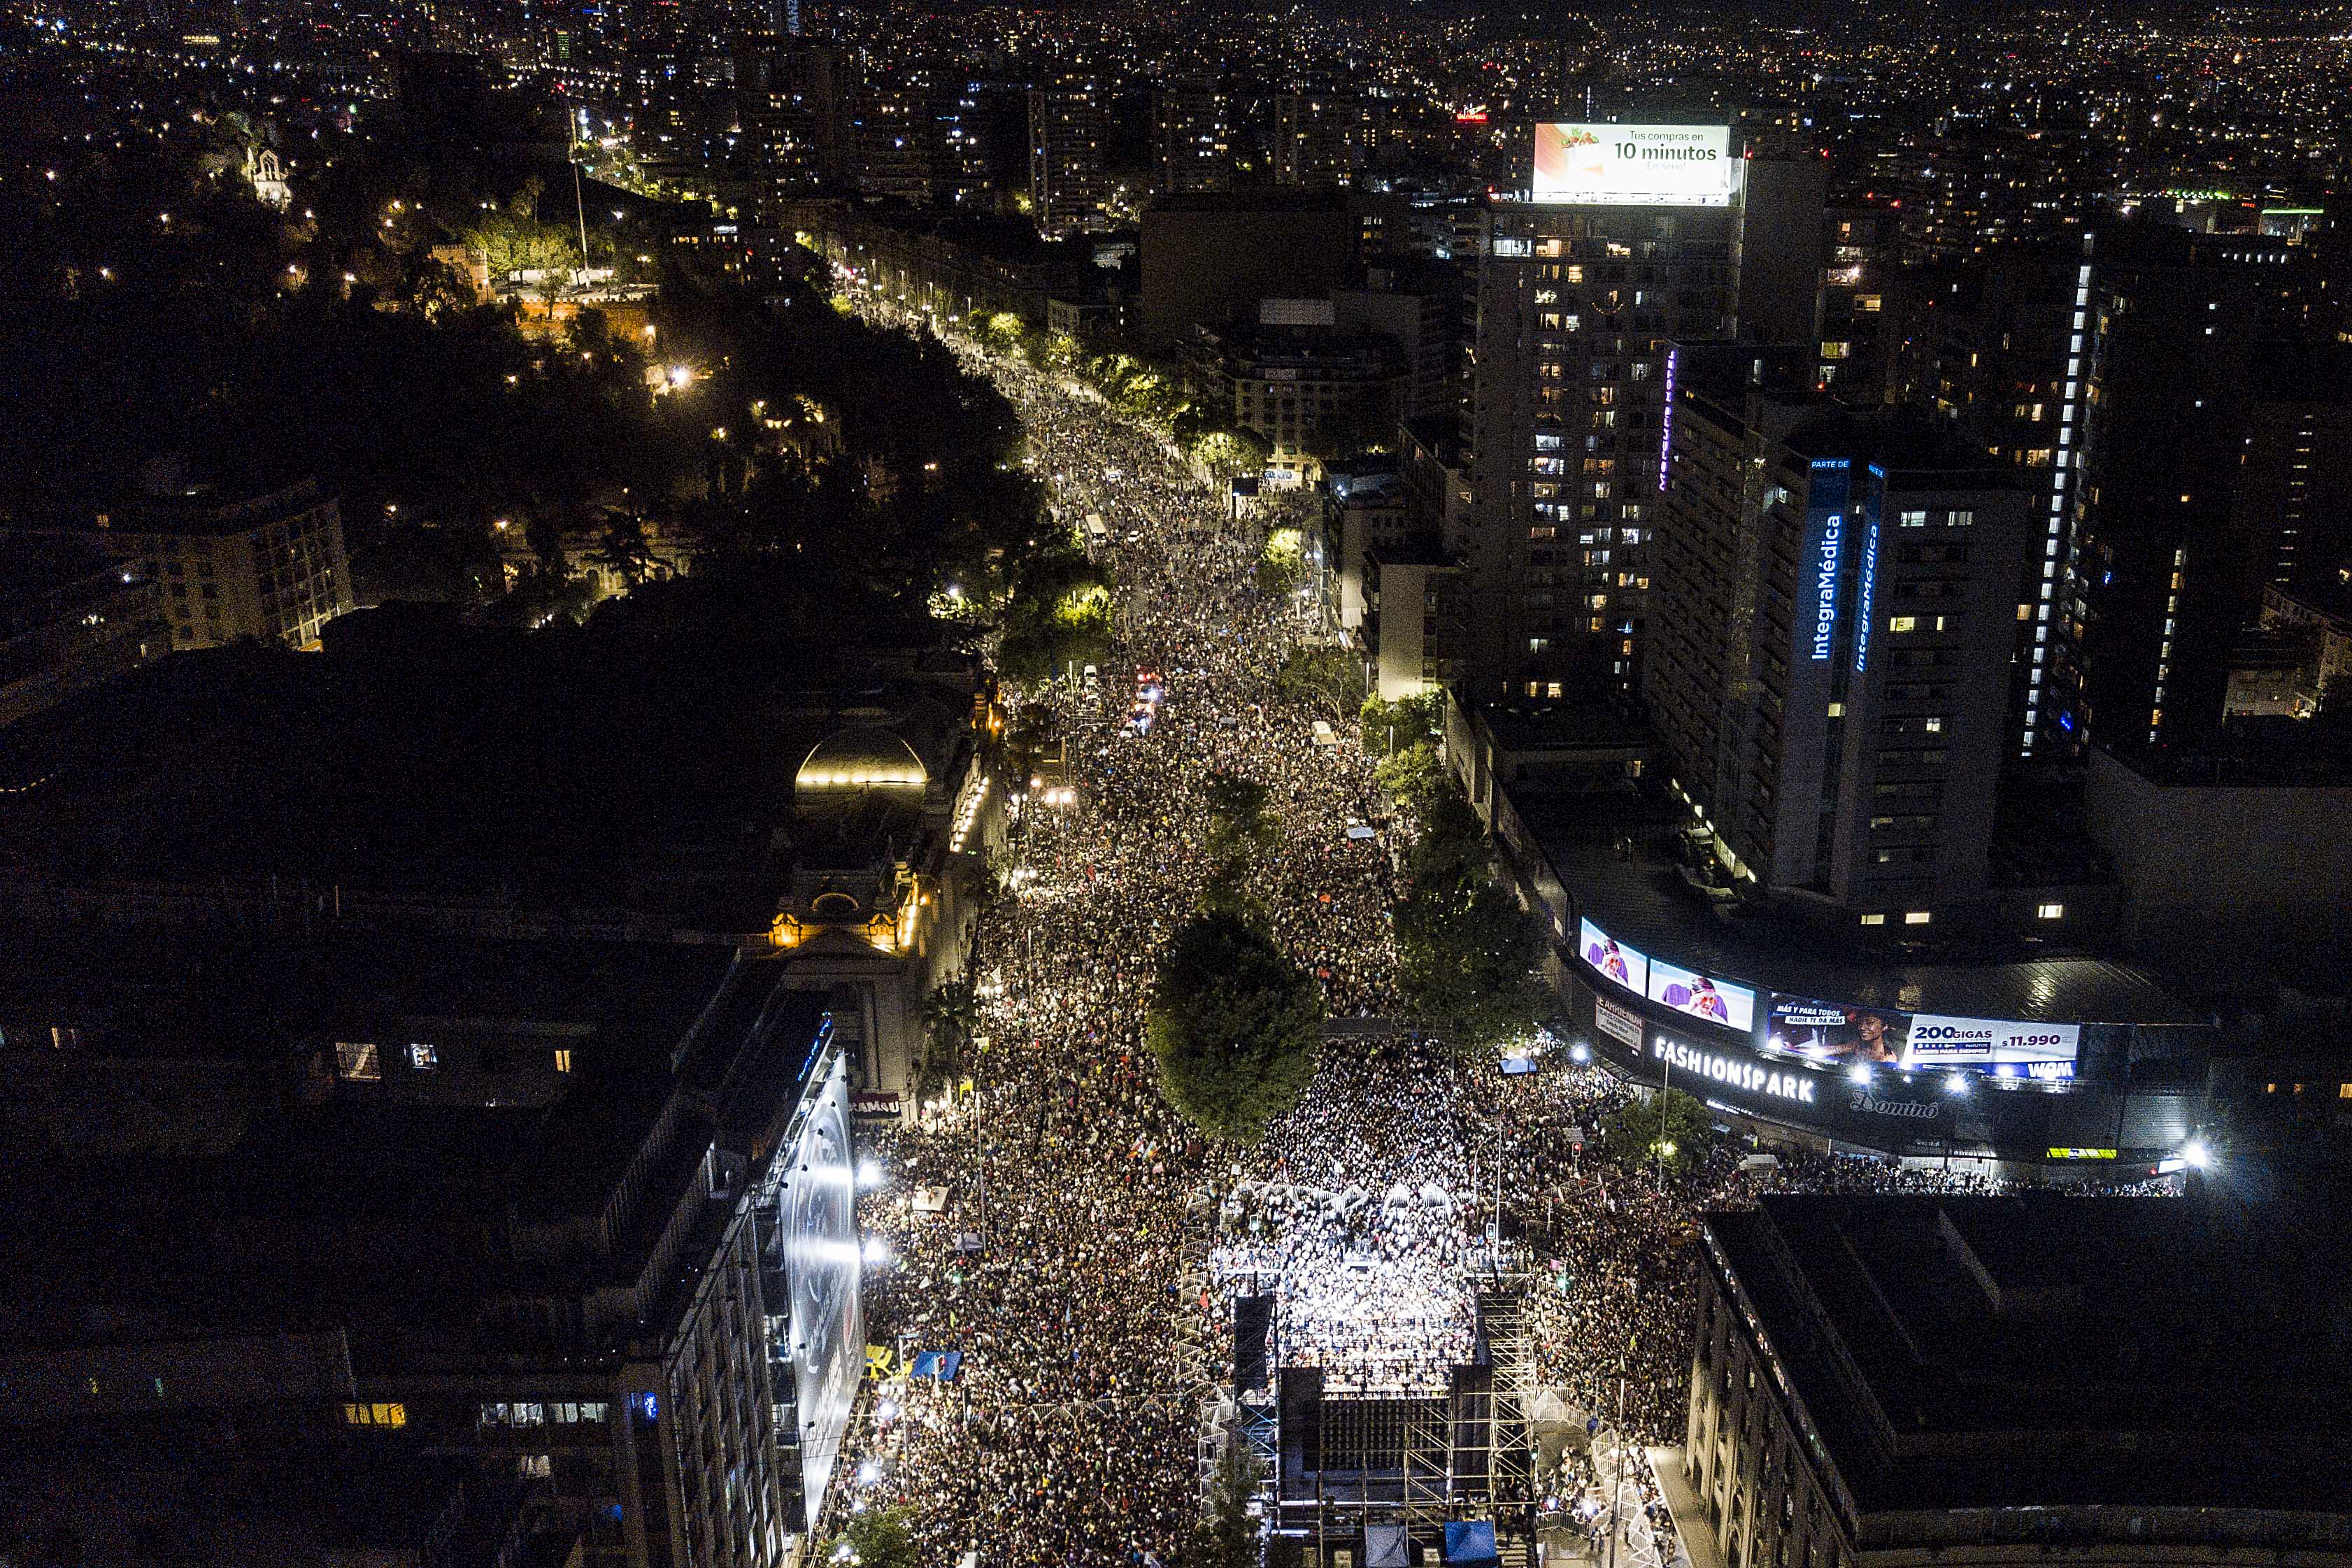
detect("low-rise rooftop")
[1711,1192,2352,1516]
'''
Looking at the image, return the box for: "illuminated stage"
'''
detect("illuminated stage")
[1211,1234,1538,1561]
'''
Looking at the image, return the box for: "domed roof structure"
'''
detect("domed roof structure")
[794,726,928,793]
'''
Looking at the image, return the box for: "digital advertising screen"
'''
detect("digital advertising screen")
[1904,1015,2080,1074]
[1532,123,1737,208]
[1578,918,1649,995]
[1646,958,1755,1032]
[1764,994,1909,1064]
[1765,993,2079,1077]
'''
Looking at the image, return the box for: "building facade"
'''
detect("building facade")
[1462,187,1742,699]
[1027,78,1110,236]
[0,936,865,1568]
[735,34,848,215]
[8,478,354,651]
[1687,1196,2352,1568]
[0,544,169,727]
[1647,372,2035,919]
[1153,83,1234,194]
[1188,320,1409,487]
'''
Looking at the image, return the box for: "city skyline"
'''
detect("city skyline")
[2,3,2351,1565]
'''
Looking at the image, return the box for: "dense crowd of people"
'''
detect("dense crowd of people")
[815,287,2178,1562]
[825,297,1404,1564]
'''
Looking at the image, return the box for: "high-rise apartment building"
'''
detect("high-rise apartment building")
[2071,235,2352,756]
[1911,241,2091,759]
[1153,83,1233,195]
[1816,205,1907,406]
[1461,125,1783,701]
[1916,225,2348,760]
[1647,350,2033,920]
[850,80,939,204]
[735,33,847,215]
[1274,90,1380,187]
[1027,78,1110,236]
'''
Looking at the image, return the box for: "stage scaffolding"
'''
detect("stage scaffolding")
[1248,1290,1540,1563]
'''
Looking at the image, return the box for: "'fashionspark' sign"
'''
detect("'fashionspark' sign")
[1650,1034,1817,1104]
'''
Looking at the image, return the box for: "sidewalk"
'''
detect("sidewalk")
[1644,1446,1727,1568]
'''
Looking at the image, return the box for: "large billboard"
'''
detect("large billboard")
[1646,957,1757,1032]
[1533,123,1736,208]
[1765,993,2079,1078]
[1578,918,1648,996]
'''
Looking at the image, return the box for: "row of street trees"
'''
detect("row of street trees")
[971,311,1273,482]
[1381,739,1550,1052]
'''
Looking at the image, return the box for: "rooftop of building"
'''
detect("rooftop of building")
[0,604,976,922]
[1192,318,1407,366]
[1402,415,1467,469]
[1530,785,2198,1026]
[0,538,155,641]
[4,476,332,538]
[0,928,825,1361]
[1474,699,1653,757]
[1143,188,1355,217]
[1369,539,1455,569]
[2099,716,2352,789]
[1709,1192,2352,1516]
[2268,574,2352,628]
[0,921,732,1063]
[1777,406,2031,484]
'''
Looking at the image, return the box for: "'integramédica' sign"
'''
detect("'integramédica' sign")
[1810,511,1844,661]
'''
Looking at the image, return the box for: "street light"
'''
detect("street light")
[2182,1136,2211,1169]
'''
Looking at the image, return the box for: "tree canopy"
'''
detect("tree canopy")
[1192,1438,1261,1568]
[1374,741,1451,820]
[997,541,1116,685]
[1148,910,1326,1145]
[1204,772,1275,863]
[1256,526,1307,594]
[1388,754,1547,1051]
[822,1506,919,1568]
[1597,1088,1713,1177]
[1361,690,1444,757]
[1274,646,1365,721]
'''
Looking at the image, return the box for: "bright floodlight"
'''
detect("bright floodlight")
[857,1157,885,1189]
[861,1234,892,1266]
[1569,1041,1592,1064]
[667,364,693,388]
[2183,1137,2211,1169]
[1945,1071,1973,1095]
[1848,1062,1874,1086]
[857,1459,881,1487]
